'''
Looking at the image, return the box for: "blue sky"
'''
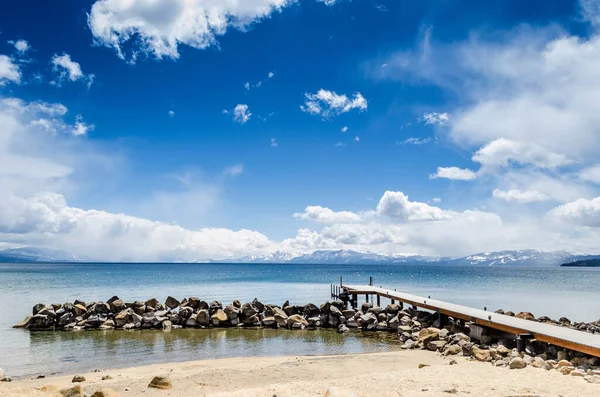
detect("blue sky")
[1,0,600,261]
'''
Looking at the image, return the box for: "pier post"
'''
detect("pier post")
[516,336,524,353]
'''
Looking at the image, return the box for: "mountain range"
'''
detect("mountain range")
[1,247,598,267]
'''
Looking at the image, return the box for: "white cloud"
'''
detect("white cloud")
[431,197,442,203]
[398,137,431,145]
[548,196,600,227]
[233,104,251,124]
[341,126,348,132]
[376,191,455,221]
[492,189,549,203]
[168,110,175,117]
[244,82,251,90]
[51,53,94,87]
[430,167,477,181]
[317,0,339,6]
[334,141,346,147]
[88,0,296,62]
[11,40,30,54]
[268,71,275,79]
[580,0,600,26]
[301,89,368,118]
[72,115,94,136]
[354,136,360,142]
[423,112,449,125]
[472,138,570,170]
[294,206,362,224]
[579,164,600,184]
[271,137,278,147]
[0,55,21,85]
[224,164,244,176]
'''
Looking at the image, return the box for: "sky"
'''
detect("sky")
[1,0,600,261]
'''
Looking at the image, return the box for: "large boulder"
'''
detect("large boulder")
[211,309,228,326]
[273,307,288,327]
[251,298,265,312]
[145,298,159,309]
[165,296,180,309]
[13,316,32,328]
[209,301,222,314]
[427,340,447,351]
[196,309,210,326]
[224,304,241,320]
[73,304,87,316]
[417,327,440,345]
[361,302,373,313]
[287,314,308,329]
[443,345,462,356]
[109,299,124,313]
[115,309,132,328]
[303,303,320,317]
[33,303,46,316]
[241,303,259,317]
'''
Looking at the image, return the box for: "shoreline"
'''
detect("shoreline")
[2,350,599,396]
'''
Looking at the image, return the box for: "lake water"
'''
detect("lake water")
[1,262,599,378]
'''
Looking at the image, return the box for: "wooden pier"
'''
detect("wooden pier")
[338,282,600,358]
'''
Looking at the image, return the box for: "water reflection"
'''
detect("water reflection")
[20,328,399,377]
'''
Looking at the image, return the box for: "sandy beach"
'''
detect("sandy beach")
[2,350,598,397]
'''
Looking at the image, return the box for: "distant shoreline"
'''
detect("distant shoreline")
[561,259,600,267]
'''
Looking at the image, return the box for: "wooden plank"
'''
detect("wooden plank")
[342,284,600,358]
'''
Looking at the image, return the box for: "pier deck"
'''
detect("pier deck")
[342,284,600,358]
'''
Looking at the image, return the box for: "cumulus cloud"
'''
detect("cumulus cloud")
[430,167,477,181]
[492,189,549,203]
[472,138,570,170]
[423,112,449,125]
[294,206,363,224]
[548,196,600,227]
[51,53,94,88]
[0,55,21,85]
[232,104,251,124]
[10,39,30,54]
[341,126,348,132]
[87,0,296,62]
[301,89,368,118]
[271,138,278,147]
[168,110,175,117]
[72,115,95,136]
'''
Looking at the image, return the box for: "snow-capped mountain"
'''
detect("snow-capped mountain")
[0,247,83,263]
[450,249,600,267]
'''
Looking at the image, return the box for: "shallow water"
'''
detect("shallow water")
[1,262,599,377]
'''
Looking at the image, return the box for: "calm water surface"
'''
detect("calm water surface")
[1,262,599,377]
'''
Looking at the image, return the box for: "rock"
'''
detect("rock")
[361,302,373,313]
[443,345,462,356]
[359,312,377,325]
[449,360,458,365]
[1,377,12,382]
[162,320,172,331]
[196,309,210,326]
[342,309,356,320]
[102,375,113,380]
[560,366,575,375]
[241,303,259,318]
[438,328,449,339]
[251,298,264,312]
[72,375,86,382]
[60,384,84,397]
[33,303,46,315]
[224,304,241,320]
[148,375,172,389]
[417,327,440,344]
[543,360,555,370]
[386,303,400,315]
[287,314,308,329]
[428,340,447,351]
[73,304,87,316]
[211,309,228,325]
[571,369,586,377]
[232,299,241,308]
[515,312,535,321]
[495,344,510,357]
[531,357,545,368]
[13,315,32,328]
[338,324,349,333]
[323,387,356,397]
[209,301,222,314]
[557,351,569,361]
[273,307,288,327]
[557,359,572,368]
[472,347,494,362]
[262,317,277,327]
[91,389,120,397]
[509,357,527,369]
[165,296,180,309]
[418,363,430,368]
